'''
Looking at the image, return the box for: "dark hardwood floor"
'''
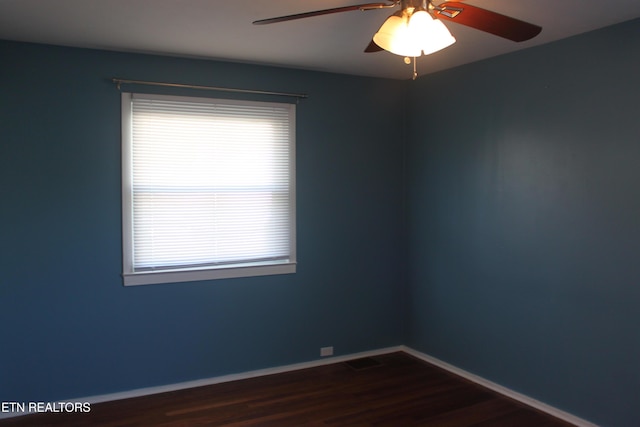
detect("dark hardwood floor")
[1,352,576,426]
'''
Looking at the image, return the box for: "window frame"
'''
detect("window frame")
[121,92,296,286]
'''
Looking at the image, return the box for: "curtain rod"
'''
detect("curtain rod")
[112,78,308,99]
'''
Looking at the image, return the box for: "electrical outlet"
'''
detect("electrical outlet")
[320,346,334,357]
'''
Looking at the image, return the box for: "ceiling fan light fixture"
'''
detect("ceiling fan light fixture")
[373,9,455,57]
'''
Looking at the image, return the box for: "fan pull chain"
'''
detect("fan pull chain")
[404,56,419,80]
[404,56,418,80]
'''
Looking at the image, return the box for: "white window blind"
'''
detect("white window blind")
[122,93,296,286]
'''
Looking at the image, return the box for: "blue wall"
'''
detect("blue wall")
[0,41,407,402]
[406,18,640,427]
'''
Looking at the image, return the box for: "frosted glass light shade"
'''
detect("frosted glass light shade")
[373,10,456,57]
[412,11,456,55]
[373,12,420,57]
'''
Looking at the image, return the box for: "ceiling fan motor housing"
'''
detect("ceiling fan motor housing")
[402,0,430,13]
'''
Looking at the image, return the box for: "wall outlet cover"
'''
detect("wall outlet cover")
[320,346,334,357]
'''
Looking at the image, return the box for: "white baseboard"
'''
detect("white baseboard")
[0,346,403,420]
[85,346,405,404]
[401,346,598,427]
[1,345,597,426]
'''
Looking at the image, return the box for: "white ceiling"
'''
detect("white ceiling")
[1,0,640,80]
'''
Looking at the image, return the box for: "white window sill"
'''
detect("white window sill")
[123,261,296,286]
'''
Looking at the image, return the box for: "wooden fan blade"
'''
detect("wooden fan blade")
[434,2,541,42]
[253,2,396,25]
[365,40,384,53]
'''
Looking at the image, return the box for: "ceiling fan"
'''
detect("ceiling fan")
[253,0,542,78]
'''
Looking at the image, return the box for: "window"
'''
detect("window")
[121,93,296,286]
